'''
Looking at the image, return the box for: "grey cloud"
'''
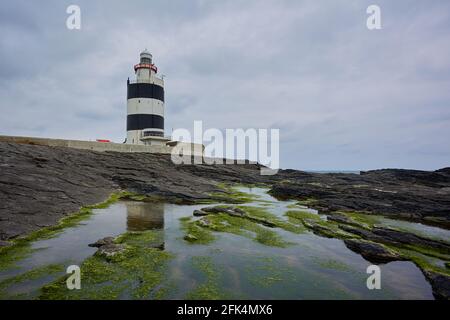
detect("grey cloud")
[0,0,449,170]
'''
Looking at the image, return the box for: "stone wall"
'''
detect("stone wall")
[0,135,190,154]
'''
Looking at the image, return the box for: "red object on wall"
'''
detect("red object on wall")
[96,139,111,143]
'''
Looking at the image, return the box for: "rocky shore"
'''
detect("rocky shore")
[1,141,449,241]
[1,141,450,299]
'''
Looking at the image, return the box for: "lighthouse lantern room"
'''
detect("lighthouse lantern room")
[126,50,168,146]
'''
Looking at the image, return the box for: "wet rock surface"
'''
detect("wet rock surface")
[196,206,276,227]
[371,226,450,253]
[201,206,247,217]
[89,237,126,259]
[339,225,450,253]
[88,236,115,248]
[0,142,278,240]
[344,239,404,264]
[1,142,450,240]
[270,169,450,228]
[1,141,449,299]
[423,270,450,300]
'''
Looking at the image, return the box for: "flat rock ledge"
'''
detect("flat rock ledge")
[2,142,450,241]
[344,239,404,264]
[339,225,450,254]
[423,270,450,300]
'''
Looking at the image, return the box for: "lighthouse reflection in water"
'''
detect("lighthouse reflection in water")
[124,201,165,250]
[125,201,164,231]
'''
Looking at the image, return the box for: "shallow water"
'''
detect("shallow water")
[370,216,450,243]
[0,187,437,299]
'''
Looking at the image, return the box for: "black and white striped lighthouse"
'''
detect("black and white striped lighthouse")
[126,50,166,145]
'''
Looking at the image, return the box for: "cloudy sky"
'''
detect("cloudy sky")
[1,0,449,171]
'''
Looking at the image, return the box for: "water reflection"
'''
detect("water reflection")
[126,201,165,231]
[125,201,165,250]
[0,188,436,299]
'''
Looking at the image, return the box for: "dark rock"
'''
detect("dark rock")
[327,214,367,228]
[1,141,450,241]
[197,206,276,227]
[302,219,338,239]
[339,224,450,254]
[422,270,450,300]
[246,216,276,228]
[200,206,276,228]
[372,227,450,253]
[88,236,126,259]
[193,209,207,217]
[344,239,404,264]
[0,142,281,240]
[339,225,397,244]
[269,168,450,228]
[0,240,11,248]
[201,206,246,217]
[88,236,114,248]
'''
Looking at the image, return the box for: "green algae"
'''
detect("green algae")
[389,246,450,277]
[286,203,308,209]
[3,183,445,300]
[180,205,305,248]
[332,212,450,260]
[180,217,216,245]
[335,211,377,229]
[285,210,357,240]
[0,264,65,299]
[285,210,323,222]
[0,244,39,273]
[0,191,132,272]
[186,256,228,300]
[245,256,296,288]
[209,183,261,204]
[254,228,290,247]
[301,211,450,276]
[182,214,291,248]
[337,211,450,246]
[238,206,306,234]
[312,258,353,273]
[297,198,318,206]
[39,230,173,300]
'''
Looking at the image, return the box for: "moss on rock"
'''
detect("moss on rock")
[181,205,305,248]
[39,230,173,300]
[0,264,65,299]
[0,191,131,272]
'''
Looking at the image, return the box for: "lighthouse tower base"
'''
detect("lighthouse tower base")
[126,130,170,146]
[0,135,204,156]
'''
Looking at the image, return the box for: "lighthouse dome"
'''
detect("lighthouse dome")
[140,49,152,63]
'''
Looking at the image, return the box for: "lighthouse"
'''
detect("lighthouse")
[126,50,168,145]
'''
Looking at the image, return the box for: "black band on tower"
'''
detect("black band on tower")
[127,114,164,131]
[127,83,165,102]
